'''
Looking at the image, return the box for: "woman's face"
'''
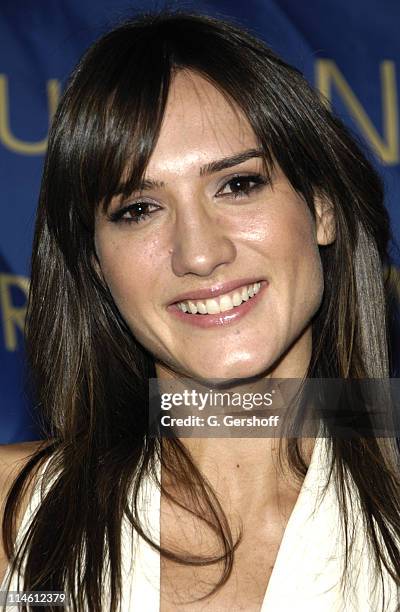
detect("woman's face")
[94,70,334,382]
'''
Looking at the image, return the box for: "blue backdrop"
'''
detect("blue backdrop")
[1,0,399,443]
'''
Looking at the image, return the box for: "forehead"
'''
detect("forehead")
[144,70,259,177]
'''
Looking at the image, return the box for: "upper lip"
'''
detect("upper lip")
[168,277,265,305]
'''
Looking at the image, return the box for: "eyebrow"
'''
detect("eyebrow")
[135,147,264,191]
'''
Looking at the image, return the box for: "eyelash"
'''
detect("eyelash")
[108,173,269,225]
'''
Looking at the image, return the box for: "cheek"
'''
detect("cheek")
[270,199,317,260]
[96,239,158,318]
[264,204,324,312]
[95,247,149,314]
[243,198,320,271]
[284,223,325,317]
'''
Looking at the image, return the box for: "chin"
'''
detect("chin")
[184,358,274,386]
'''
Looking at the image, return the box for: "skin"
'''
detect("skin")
[94,69,336,605]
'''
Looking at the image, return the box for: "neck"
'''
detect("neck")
[155,328,315,509]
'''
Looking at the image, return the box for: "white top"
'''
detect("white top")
[1,436,399,611]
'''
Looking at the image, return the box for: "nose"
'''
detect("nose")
[170,206,236,277]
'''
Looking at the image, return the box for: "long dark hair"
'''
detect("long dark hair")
[2,8,400,612]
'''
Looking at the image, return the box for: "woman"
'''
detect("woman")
[1,8,400,611]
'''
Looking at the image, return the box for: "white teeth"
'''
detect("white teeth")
[241,286,249,301]
[176,281,262,315]
[220,295,234,312]
[232,291,242,307]
[205,299,220,314]
[197,301,207,314]
[188,301,198,314]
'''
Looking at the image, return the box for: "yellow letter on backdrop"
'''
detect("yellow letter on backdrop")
[0,274,30,351]
[0,74,60,155]
[315,60,398,165]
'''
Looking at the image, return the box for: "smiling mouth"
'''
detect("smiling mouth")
[174,281,262,315]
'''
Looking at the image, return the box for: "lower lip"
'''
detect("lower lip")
[167,281,268,328]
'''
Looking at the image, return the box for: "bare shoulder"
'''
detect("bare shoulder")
[0,439,45,472]
[0,438,54,512]
[0,440,51,493]
[0,439,50,586]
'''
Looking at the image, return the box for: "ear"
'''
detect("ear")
[314,196,336,246]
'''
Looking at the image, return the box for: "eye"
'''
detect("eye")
[107,201,160,225]
[107,173,269,226]
[217,173,269,199]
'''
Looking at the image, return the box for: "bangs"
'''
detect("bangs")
[98,69,276,218]
[55,10,335,237]
[69,36,175,221]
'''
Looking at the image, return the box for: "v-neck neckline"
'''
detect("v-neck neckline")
[134,433,330,612]
[259,434,330,609]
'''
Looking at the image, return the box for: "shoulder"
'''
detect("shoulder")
[0,439,45,473]
[0,438,55,507]
[0,440,49,497]
[0,440,50,586]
